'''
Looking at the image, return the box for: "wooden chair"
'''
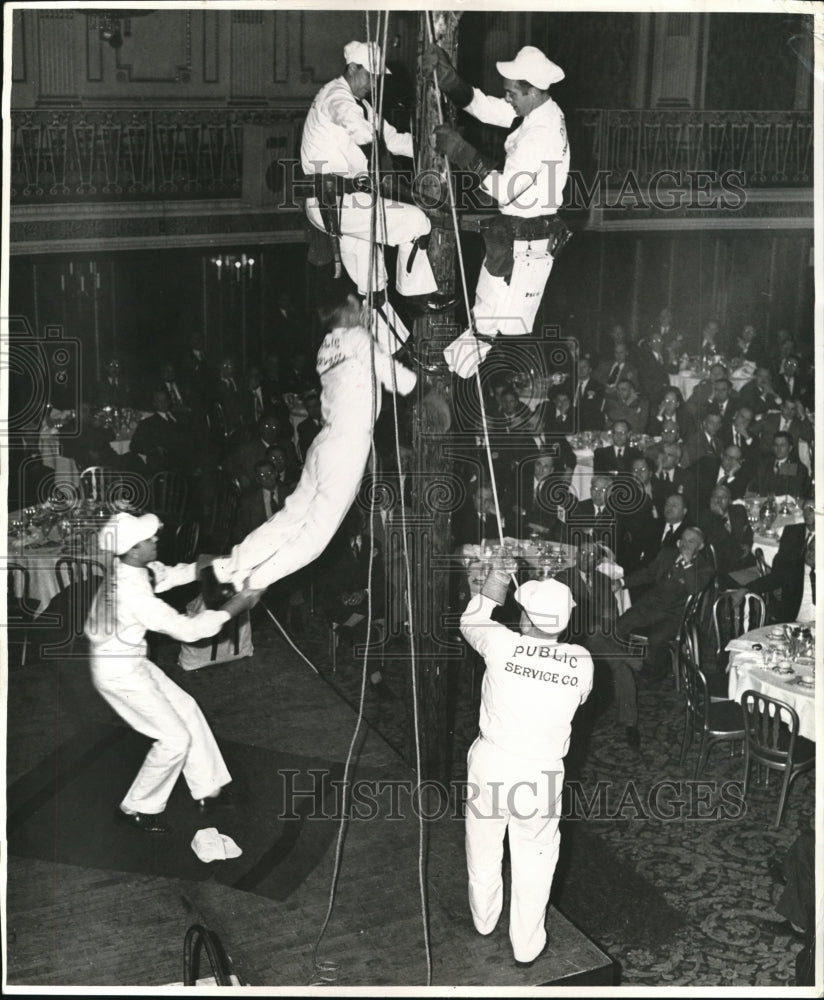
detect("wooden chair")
[151,470,189,525]
[628,582,710,690]
[47,556,104,657]
[6,563,32,666]
[174,520,201,564]
[741,690,815,828]
[712,590,766,670]
[678,632,745,779]
[202,475,240,553]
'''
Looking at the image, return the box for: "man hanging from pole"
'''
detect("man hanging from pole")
[422,44,572,379]
[301,39,456,361]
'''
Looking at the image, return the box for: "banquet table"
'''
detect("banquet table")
[7,542,105,616]
[732,498,805,567]
[726,623,816,742]
[669,369,751,400]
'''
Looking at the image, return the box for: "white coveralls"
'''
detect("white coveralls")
[211,325,416,591]
[85,560,233,815]
[301,76,437,356]
[444,90,570,379]
[459,595,592,963]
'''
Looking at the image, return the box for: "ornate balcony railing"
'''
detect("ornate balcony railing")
[10,107,305,204]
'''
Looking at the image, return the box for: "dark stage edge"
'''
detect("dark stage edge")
[6,633,614,989]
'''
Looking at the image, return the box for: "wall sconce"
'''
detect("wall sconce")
[211,253,256,282]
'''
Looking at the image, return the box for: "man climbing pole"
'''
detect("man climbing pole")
[301,39,456,361]
[422,44,572,379]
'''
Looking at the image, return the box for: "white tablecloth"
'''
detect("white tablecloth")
[6,545,105,616]
[733,499,805,567]
[727,624,816,741]
[670,371,750,399]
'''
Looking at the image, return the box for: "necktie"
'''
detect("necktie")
[595,506,603,517]
[609,364,620,384]
[271,488,279,509]
[775,461,783,474]
[352,537,361,559]
[723,514,731,532]
[663,524,672,542]
[806,531,815,554]
[616,447,623,459]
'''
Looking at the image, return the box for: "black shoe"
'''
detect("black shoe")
[197,787,238,813]
[404,293,459,316]
[625,725,641,749]
[116,808,170,835]
[767,856,787,886]
[393,340,445,374]
[200,565,237,611]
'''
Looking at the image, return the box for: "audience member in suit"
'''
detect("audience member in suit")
[756,398,813,457]
[226,412,298,491]
[739,367,782,418]
[544,389,575,437]
[240,366,267,430]
[742,498,815,623]
[489,385,542,476]
[651,442,689,516]
[452,481,510,548]
[511,452,577,541]
[773,355,814,412]
[233,458,289,544]
[567,475,621,554]
[688,444,751,514]
[179,332,215,408]
[699,378,737,431]
[593,420,641,474]
[214,357,244,437]
[158,362,192,416]
[634,493,691,577]
[60,402,117,472]
[96,357,133,410]
[129,389,189,475]
[720,406,760,469]
[681,412,723,469]
[647,387,693,442]
[732,324,766,366]
[604,379,649,434]
[634,333,671,405]
[270,291,302,348]
[297,388,324,462]
[597,343,638,395]
[615,457,660,572]
[696,319,727,358]
[755,432,811,500]
[283,350,315,395]
[697,485,755,584]
[571,356,605,431]
[684,363,730,418]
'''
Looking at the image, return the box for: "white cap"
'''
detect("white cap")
[343,40,391,75]
[99,512,160,556]
[496,46,564,89]
[514,579,575,634]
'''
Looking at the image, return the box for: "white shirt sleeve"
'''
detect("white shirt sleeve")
[131,586,231,643]
[459,594,512,661]
[482,108,568,212]
[383,119,414,159]
[147,560,197,593]
[358,328,417,396]
[326,85,373,146]
[464,87,518,129]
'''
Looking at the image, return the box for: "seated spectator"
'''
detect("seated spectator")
[129,389,188,475]
[731,323,766,366]
[158,362,192,415]
[512,451,577,541]
[571,355,605,431]
[684,362,730,418]
[757,397,813,456]
[689,443,751,514]
[739,366,782,418]
[697,318,727,358]
[597,342,638,394]
[265,443,299,496]
[452,479,511,548]
[616,457,659,571]
[633,493,691,574]
[594,420,641,474]
[297,387,324,462]
[544,389,575,436]
[651,442,689,515]
[681,412,723,468]
[740,496,815,623]
[697,485,756,584]
[233,458,291,543]
[604,379,649,434]
[283,349,314,395]
[720,406,759,467]
[60,402,117,471]
[240,365,267,428]
[96,357,133,410]
[754,431,811,500]
[568,476,619,549]
[700,377,737,429]
[635,332,671,404]
[773,354,813,412]
[214,357,244,437]
[225,412,298,491]
[648,387,692,441]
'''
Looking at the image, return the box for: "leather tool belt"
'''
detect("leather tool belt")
[481,214,573,280]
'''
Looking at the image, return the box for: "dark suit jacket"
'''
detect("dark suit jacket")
[651,468,689,517]
[697,507,754,575]
[179,351,215,406]
[739,380,781,417]
[451,503,509,548]
[297,416,323,461]
[572,378,606,431]
[622,548,714,630]
[756,458,810,500]
[129,412,187,474]
[774,374,814,411]
[544,406,575,437]
[719,425,759,467]
[512,471,577,541]
[635,349,671,404]
[320,532,385,621]
[593,444,642,475]
[748,523,814,622]
[555,565,619,648]
[96,376,133,410]
[647,409,694,442]
[756,414,813,455]
[215,378,244,434]
[687,455,750,513]
[636,517,689,572]
[597,360,638,389]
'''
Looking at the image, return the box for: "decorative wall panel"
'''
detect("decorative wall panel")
[37,12,78,100]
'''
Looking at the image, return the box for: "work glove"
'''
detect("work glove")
[433,125,492,179]
[422,44,473,108]
[481,567,511,606]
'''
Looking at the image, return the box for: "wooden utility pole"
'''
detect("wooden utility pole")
[405,11,462,784]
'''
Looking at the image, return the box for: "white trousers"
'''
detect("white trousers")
[91,655,231,814]
[445,240,555,379]
[212,424,370,591]
[465,735,564,963]
[305,193,437,297]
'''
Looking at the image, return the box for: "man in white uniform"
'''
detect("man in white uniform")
[204,288,416,596]
[85,512,261,834]
[423,45,571,379]
[460,570,593,965]
[301,40,452,357]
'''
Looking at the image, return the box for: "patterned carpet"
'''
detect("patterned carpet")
[268,604,814,988]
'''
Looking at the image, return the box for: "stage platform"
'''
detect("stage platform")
[5,624,614,990]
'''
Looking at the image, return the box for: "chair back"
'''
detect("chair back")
[741,689,801,770]
[174,521,201,563]
[151,471,189,525]
[677,630,711,726]
[203,475,240,551]
[754,547,769,578]
[704,542,718,574]
[712,590,766,654]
